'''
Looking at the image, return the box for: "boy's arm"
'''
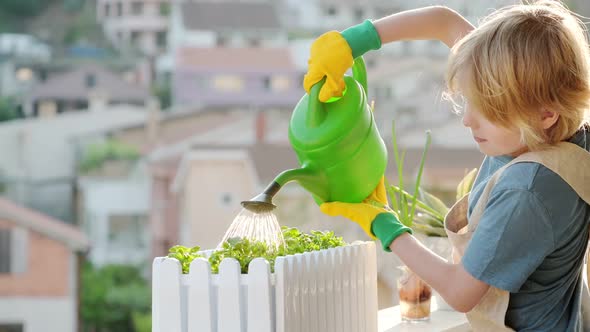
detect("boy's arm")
[391,233,489,313]
[373,6,475,48]
[304,6,475,101]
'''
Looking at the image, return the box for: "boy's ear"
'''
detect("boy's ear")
[540,109,559,129]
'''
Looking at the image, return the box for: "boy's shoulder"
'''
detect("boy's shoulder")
[495,159,580,212]
[496,127,589,196]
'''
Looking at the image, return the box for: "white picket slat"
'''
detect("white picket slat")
[365,241,379,332]
[355,244,367,332]
[299,253,313,332]
[342,246,354,332]
[318,250,332,332]
[347,245,360,332]
[332,247,344,332]
[188,258,215,332]
[274,257,286,332]
[156,258,183,332]
[309,252,321,332]
[152,258,163,332]
[283,257,298,332]
[291,254,303,332]
[247,258,273,332]
[217,258,244,332]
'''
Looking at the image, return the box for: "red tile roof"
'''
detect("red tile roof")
[0,197,90,252]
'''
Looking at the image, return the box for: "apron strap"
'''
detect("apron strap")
[470,142,590,229]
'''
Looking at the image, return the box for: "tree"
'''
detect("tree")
[0,98,21,122]
[0,0,52,17]
[80,262,151,332]
[152,82,172,110]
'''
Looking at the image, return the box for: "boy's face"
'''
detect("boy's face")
[456,69,528,157]
[461,104,527,157]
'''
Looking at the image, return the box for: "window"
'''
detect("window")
[131,2,143,15]
[216,36,227,47]
[15,67,33,82]
[0,229,10,273]
[220,193,233,207]
[0,228,26,274]
[85,74,96,88]
[213,75,244,92]
[248,38,260,47]
[402,41,411,55]
[156,31,167,48]
[271,75,291,92]
[116,2,123,16]
[262,76,271,91]
[108,215,147,248]
[104,3,110,17]
[326,6,337,16]
[354,7,364,21]
[0,324,24,332]
[131,31,140,44]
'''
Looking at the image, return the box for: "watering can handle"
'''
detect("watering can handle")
[309,56,368,103]
[307,56,368,128]
[352,57,368,93]
[308,78,327,128]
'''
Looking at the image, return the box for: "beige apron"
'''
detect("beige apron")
[444,142,590,331]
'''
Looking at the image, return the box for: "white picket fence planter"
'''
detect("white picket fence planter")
[152,241,378,332]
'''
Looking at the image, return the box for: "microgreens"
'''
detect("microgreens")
[168,226,346,274]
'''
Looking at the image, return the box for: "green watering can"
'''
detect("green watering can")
[242,57,387,213]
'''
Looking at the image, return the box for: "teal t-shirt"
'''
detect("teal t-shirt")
[462,127,590,331]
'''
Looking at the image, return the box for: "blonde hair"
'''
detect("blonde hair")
[446,0,590,151]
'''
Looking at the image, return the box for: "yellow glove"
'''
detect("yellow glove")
[303,20,382,102]
[303,31,353,102]
[320,177,412,251]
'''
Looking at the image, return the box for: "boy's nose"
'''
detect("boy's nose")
[462,109,476,128]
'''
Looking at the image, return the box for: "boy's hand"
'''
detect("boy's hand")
[303,31,353,102]
[303,20,382,102]
[320,177,412,251]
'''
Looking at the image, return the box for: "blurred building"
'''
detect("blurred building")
[0,33,52,101]
[75,103,239,267]
[23,63,151,117]
[0,197,89,332]
[96,0,171,56]
[172,47,302,108]
[0,105,148,223]
[168,1,285,51]
[0,34,51,62]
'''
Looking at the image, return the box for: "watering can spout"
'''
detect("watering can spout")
[241,166,329,213]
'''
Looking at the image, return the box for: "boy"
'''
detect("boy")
[306,1,590,330]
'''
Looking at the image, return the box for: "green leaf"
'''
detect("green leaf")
[410,223,448,237]
[419,189,449,217]
[413,212,444,228]
[408,130,431,226]
[388,185,444,221]
[456,168,478,200]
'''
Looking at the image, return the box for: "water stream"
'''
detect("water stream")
[218,208,286,250]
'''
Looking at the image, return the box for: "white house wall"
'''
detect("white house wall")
[0,297,75,332]
[184,158,257,250]
[82,179,150,266]
[281,0,322,30]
